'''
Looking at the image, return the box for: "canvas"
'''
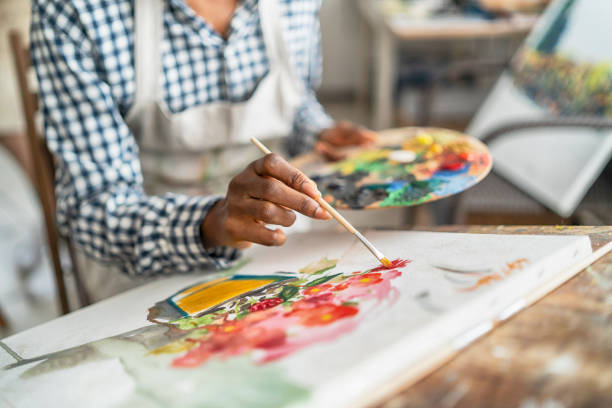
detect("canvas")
[0,231,591,407]
[293,127,492,209]
[468,0,612,217]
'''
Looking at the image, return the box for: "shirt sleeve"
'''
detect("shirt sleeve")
[30,1,237,277]
[286,2,334,157]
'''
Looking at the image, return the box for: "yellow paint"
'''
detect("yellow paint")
[415,133,433,145]
[360,278,371,283]
[321,314,332,321]
[176,278,276,315]
[429,144,443,154]
[177,277,227,297]
[149,341,194,355]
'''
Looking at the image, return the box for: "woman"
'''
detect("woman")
[30,0,375,299]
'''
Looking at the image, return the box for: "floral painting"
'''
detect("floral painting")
[150,258,408,368]
[2,257,410,408]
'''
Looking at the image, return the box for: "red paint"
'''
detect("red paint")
[437,152,469,172]
[459,152,473,161]
[370,258,411,272]
[170,266,404,368]
[303,284,333,296]
[440,161,465,171]
[249,297,283,313]
[289,303,359,327]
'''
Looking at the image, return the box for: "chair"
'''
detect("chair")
[9,30,90,314]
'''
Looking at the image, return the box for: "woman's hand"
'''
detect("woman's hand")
[200,153,331,249]
[316,121,378,161]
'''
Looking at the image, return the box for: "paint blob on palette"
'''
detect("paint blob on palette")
[293,127,492,209]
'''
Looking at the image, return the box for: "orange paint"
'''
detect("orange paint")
[503,258,528,275]
[460,258,529,292]
[461,274,503,292]
[174,278,276,316]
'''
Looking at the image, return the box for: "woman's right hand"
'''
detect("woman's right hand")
[200,153,330,249]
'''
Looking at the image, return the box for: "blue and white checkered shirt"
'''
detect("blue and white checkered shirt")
[30,0,333,277]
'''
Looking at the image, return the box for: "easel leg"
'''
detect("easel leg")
[0,306,8,329]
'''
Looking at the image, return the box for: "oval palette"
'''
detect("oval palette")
[293,127,492,210]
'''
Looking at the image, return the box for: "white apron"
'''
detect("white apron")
[77,0,305,302]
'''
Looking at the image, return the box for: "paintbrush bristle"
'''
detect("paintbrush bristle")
[381,257,392,268]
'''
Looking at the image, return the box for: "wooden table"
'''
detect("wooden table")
[356,0,537,129]
[377,225,612,408]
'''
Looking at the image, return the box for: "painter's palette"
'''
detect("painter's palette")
[293,127,492,210]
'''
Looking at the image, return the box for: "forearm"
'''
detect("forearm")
[58,181,235,276]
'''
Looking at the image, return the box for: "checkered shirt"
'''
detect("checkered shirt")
[30,0,333,277]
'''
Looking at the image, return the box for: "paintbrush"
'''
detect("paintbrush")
[250,137,392,268]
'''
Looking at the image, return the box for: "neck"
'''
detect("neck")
[184,0,239,39]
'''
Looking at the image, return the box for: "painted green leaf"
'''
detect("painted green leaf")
[172,313,219,330]
[305,273,343,287]
[279,285,299,301]
[299,257,338,275]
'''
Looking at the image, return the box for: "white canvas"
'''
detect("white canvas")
[0,231,592,407]
[468,0,612,217]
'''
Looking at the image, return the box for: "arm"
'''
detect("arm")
[287,2,376,159]
[31,1,329,276]
[31,1,232,276]
[286,3,334,157]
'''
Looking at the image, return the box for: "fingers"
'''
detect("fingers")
[315,141,347,161]
[245,199,297,227]
[320,121,378,147]
[252,153,319,198]
[248,176,329,220]
[355,127,378,145]
[226,217,286,247]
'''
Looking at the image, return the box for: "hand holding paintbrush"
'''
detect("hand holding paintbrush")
[251,137,391,268]
[199,137,390,268]
[200,146,332,250]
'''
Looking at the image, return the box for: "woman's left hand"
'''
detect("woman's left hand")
[315,121,378,161]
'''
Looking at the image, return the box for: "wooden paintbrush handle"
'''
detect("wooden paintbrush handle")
[315,196,357,235]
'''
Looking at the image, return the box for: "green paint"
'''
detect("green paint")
[172,313,218,330]
[279,285,299,301]
[118,349,309,408]
[299,257,338,275]
[305,273,343,288]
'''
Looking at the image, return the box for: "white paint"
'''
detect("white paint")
[520,398,566,408]
[491,345,513,359]
[388,150,417,164]
[546,353,580,376]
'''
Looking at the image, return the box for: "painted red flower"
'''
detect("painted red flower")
[290,293,335,312]
[249,297,283,313]
[333,272,383,291]
[370,258,411,272]
[303,284,333,296]
[290,303,358,326]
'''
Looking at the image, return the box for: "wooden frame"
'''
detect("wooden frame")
[9,30,90,314]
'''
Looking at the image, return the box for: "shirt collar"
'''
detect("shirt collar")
[168,0,259,46]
